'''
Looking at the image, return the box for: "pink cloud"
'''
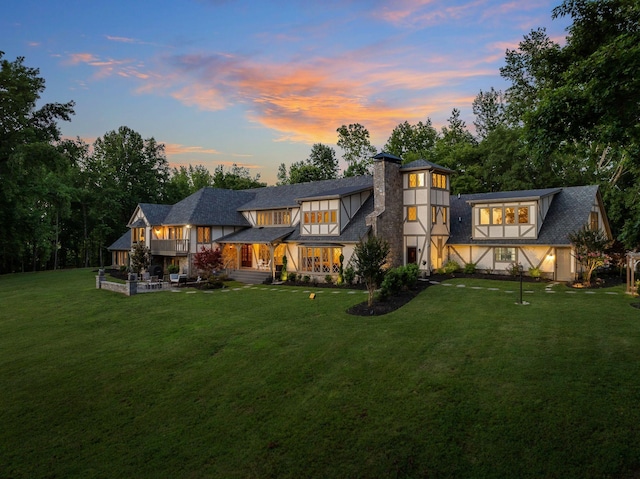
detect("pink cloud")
[164,143,222,156]
[141,48,494,144]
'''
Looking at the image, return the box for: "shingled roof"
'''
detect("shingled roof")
[449,185,601,246]
[162,188,254,226]
[217,226,296,244]
[128,204,172,227]
[107,230,131,251]
[400,159,454,173]
[238,175,373,211]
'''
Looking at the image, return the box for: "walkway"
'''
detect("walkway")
[166,280,623,296]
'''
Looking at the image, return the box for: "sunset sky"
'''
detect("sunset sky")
[3,0,570,184]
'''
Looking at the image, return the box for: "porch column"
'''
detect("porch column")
[270,244,275,280]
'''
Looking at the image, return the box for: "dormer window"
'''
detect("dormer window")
[479,206,530,225]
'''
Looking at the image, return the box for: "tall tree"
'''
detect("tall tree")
[472,87,507,140]
[383,119,438,162]
[165,164,214,203]
[88,126,169,265]
[212,164,265,190]
[337,123,377,176]
[277,143,338,184]
[433,109,477,172]
[0,53,75,273]
[503,0,640,247]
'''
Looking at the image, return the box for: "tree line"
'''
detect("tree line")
[279,0,640,251]
[1,0,638,273]
[0,54,264,273]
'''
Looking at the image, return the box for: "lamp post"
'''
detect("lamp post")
[519,263,524,305]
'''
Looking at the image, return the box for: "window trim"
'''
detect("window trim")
[478,205,530,226]
[494,247,516,263]
[407,206,417,222]
[408,172,425,188]
[431,172,447,189]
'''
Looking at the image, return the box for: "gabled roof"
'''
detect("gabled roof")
[400,159,454,173]
[449,185,602,246]
[127,204,172,227]
[286,194,374,244]
[107,230,131,251]
[238,175,373,211]
[163,188,254,226]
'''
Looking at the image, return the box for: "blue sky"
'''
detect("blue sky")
[2,0,570,184]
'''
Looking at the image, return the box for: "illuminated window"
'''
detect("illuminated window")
[273,210,291,226]
[442,207,447,224]
[505,207,515,224]
[495,247,515,262]
[492,207,503,224]
[303,209,337,225]
[408,172,424,188]
[431,206,437,224]
[300,247,342,273]
[257,211,272,226]
[432,173,447,189]
[479,208,490,225]
[197,227,211,243]
[590,211,598,230]
[407,206,417,222]
[480,206,530,225]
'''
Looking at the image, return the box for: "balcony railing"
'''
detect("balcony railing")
[149,239,190,256]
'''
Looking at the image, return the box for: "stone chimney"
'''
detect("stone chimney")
[366,152,403,268]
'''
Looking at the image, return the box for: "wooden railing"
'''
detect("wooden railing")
[149,239,190,256]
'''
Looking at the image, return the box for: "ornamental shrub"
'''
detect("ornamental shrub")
[344,266,356,285]
[442,260,460,274]
[325,274,334,284]
[464,262,477,274]
[528,266,542,279]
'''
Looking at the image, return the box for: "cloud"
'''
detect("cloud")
[145,48,495,144]
[64,52,149,80]
[374,0,489,28]
[164,143,222,156]
[106,35,137,43]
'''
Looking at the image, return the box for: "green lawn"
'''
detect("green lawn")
[1,269,639,478]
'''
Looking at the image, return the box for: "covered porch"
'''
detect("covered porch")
[218,227,295,280]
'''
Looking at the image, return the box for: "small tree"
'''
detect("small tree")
[130,242,151,274]
[193,246,223,278]
[352,235,390,307]
[568,226,611,286]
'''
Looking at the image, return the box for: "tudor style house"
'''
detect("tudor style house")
[109,152,611,283]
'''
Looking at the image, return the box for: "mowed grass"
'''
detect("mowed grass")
[1,270,639,478]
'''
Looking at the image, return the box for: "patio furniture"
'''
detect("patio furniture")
[170,273,187,286]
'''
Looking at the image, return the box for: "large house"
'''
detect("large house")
[109,153,611,282]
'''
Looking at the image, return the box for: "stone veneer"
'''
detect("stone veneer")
[366,154,404,268]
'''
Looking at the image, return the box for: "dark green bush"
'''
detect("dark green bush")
[343,266,356,285]
[464,262,477,274]
[380,263,420,298]
[443,260,461,274]
[287,272,297,282]
[325,274,334,284]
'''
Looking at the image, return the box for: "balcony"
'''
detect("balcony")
[149,239,190,256]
